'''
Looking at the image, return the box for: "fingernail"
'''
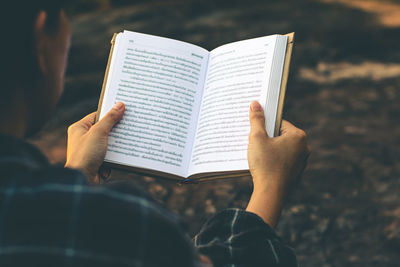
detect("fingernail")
[250,101,262,112]
[114,102,124,110]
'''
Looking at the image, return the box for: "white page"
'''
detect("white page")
[99,31,209,177]
[188,35,287,176]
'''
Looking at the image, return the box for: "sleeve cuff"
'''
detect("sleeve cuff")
[194,209,297,267]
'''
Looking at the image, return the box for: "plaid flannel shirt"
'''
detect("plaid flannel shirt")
[0,134,297,267]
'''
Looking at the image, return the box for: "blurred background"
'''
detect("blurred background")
[30,0,400,266]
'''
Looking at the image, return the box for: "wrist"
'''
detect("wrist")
[251,184,286,206]
[65,162,98,184]
[252,174,288,196]
[64,160,82,173]
[246,188,285,228]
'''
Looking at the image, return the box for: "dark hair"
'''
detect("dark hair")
[0,1,67,93]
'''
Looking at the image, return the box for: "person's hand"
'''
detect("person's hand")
[247,101,310,191]
[246,101,310,227]
[65,102,125,184]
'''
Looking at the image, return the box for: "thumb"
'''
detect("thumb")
[94,102,125,135]
[249,101,268,137]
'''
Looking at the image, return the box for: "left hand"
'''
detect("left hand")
[65,102,125,183]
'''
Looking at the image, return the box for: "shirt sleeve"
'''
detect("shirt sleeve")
[193,209,298,267]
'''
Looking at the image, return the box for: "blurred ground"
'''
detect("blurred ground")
[30,0,400,266]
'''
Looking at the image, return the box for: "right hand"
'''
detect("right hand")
[247,101,310,192]
[246,101,310,227]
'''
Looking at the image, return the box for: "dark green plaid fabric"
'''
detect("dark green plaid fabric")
[0,134,297,267]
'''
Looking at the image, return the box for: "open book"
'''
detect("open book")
[97,31,294,182]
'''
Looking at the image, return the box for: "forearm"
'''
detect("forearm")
[246,180,286,228]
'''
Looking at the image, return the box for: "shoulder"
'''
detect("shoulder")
[0,164,197,266]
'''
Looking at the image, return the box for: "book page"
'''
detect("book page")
[99,31,209,177]
[188,35,287,176]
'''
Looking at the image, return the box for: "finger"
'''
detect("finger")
[279,120,298,135]
[94,102,125,135]
[249,101,268,137]
[99,165,112,181]
[78,112,97,129]
[68,112,97,136]
[297,152,310,180]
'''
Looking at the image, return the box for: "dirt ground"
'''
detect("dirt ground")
[31,0,400,266]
